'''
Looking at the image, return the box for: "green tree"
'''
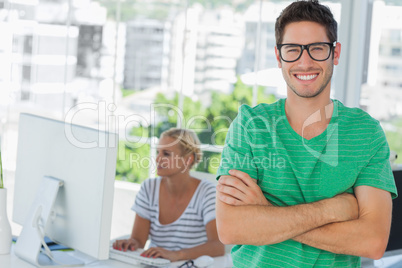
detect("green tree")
[115,78,276,183]
[94,0,257,21]
[115,125,151,183]
[153,92,207,136]
[114,94,206,183]
[94,1,176,21]
[204,78,276,146]
[384,118,402,165]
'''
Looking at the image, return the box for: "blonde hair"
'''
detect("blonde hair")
[160,128,203,168]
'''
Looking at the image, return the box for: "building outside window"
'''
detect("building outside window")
[0,0,400,186]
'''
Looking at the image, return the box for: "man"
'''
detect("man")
[215,1,398,267]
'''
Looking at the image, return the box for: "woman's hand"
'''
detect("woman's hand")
[140,247,181,262]
[112,238,142,252]
[217,169,270,206]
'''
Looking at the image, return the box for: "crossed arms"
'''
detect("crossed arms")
[216,170,393,260]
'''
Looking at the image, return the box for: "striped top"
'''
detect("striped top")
[132,177,216,251]
[217,98,397,268]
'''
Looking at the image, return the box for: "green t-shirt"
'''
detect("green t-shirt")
[217,99,397,268]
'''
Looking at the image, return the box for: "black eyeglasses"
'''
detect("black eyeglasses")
[178,260,195,268]
[277,41,337,62]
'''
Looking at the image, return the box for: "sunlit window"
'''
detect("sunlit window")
[362,0,402,167]
[6,0,393,187]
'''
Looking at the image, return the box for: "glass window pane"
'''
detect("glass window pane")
[362,0,402,166]
[0,0,346,186]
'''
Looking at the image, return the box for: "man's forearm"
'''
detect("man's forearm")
[292,220,384,259]
[216,194,357,246]
[292,186,392,260]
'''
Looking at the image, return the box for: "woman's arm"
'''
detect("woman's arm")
[178,220,225,259]
[112,214,150,251]
[142,220,225,261]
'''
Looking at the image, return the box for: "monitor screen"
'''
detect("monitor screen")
[12,113,117,262]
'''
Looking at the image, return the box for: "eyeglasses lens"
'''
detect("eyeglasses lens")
[280,43,331,62]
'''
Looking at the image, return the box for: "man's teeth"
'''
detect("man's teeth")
[296,74,318,81]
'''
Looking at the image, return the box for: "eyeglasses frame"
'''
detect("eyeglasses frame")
[178,259,195,268]
[277,41,337,63]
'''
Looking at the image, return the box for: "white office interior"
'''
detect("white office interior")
[0,0,401,267]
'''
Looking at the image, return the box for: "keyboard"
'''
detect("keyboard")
[109,246,171,267]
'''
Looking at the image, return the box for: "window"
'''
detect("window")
[391,47,401,56]
[22,65,31,82]
[361,0,402,165]
[1,0,350,186]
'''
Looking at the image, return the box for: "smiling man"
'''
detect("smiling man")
[215,1,397,267]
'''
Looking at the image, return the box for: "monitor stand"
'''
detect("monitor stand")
[14,176,84,267]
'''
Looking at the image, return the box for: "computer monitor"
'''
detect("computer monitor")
[12,113,117,266]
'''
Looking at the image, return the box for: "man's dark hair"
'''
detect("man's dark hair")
[275,0,337,45]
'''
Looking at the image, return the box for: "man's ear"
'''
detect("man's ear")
[275,46,282,68]
[333,42,341,66]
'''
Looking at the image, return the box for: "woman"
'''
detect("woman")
[113,128,224,261]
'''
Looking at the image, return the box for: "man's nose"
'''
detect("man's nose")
[297,49,314,65]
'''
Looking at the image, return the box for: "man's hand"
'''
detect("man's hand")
[215,170,362,246]
[216,170,358,222]
[331,192,359,222]
[216,169,270,206]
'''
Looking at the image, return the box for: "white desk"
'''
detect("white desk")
[5,246,402,268]
[0,245,232,268]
